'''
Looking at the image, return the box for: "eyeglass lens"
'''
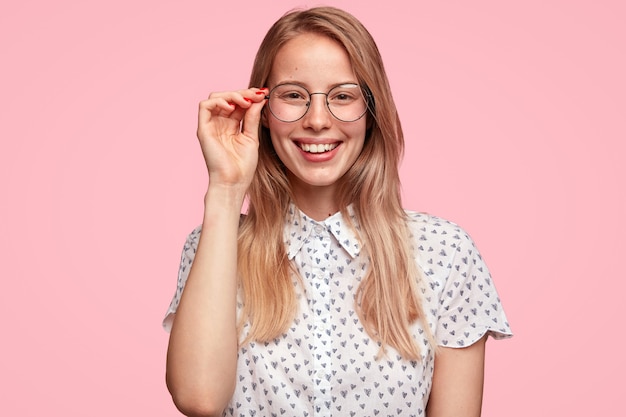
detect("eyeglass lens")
[267,83,368,122]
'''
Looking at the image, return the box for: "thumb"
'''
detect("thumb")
[241,99,267,140]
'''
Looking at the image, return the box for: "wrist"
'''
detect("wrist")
[204,183,247,211]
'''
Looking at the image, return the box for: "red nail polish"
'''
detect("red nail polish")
[244,98,252,102]
[255,91,265,95]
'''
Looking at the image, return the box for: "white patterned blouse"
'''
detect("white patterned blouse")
[164,204,512,416]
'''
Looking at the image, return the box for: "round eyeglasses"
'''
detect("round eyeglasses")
[265,83,370,123]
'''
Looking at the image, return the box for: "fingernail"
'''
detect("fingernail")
[244,98,252,103]
[255,91,265,95]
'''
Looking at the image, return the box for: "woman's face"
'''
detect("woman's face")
[265,33,367,196]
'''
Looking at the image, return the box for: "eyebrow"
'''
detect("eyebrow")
[272,80,360,89]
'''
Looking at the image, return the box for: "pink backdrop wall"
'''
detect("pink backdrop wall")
[1,0,624,415]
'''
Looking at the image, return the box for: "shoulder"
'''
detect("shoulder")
[404,210,473,244]
[403,210,488,282]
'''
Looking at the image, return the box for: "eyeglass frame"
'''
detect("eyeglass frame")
[264,83,374,123]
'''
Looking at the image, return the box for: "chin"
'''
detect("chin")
[290,171,343,189]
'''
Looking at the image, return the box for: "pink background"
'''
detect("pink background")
[1,0,624,415]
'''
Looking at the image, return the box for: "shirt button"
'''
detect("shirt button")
[314,225,324,234]
[316,369,325,379]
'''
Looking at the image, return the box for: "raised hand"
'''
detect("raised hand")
[196,88,268,190]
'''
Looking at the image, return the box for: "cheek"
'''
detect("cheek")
[349,121,368,148]
[267,119,292,146]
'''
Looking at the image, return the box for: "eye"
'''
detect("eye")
[335,93,352,101]
[329,93,360,106]
[273,85,308,102]
[286,92,306,100]
[328,84,361,104]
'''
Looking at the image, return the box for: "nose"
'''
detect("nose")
[301,92,332,130]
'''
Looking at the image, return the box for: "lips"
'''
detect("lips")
[297,142,339,153]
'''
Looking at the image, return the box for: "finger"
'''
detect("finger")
[198,98,237,129]
[198,89,266,129]
[199,97,235,115]
[208,89,265,107]
[222,89,267,124]
[241,95,268,140]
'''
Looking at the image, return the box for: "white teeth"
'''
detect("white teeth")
[300,143,338,153]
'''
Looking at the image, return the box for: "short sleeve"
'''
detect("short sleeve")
[409,212,512,349]
[162,226,202,333]
[434,224,512,347]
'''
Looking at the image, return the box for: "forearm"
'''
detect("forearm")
[166,185,246,417]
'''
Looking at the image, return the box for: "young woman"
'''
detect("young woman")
[164,7,511,417]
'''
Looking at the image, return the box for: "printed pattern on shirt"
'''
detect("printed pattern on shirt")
[163,205,512,416]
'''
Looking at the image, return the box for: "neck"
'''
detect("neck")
[291,186,339,221]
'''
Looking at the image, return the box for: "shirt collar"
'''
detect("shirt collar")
[284,203,361,260]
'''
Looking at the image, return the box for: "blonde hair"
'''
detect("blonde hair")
[237,6,433,360]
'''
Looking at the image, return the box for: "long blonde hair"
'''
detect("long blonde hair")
[237,6,432,360]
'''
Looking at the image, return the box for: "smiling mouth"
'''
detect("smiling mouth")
[298,143,339,153]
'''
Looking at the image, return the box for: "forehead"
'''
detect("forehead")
[268,33,357,88]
